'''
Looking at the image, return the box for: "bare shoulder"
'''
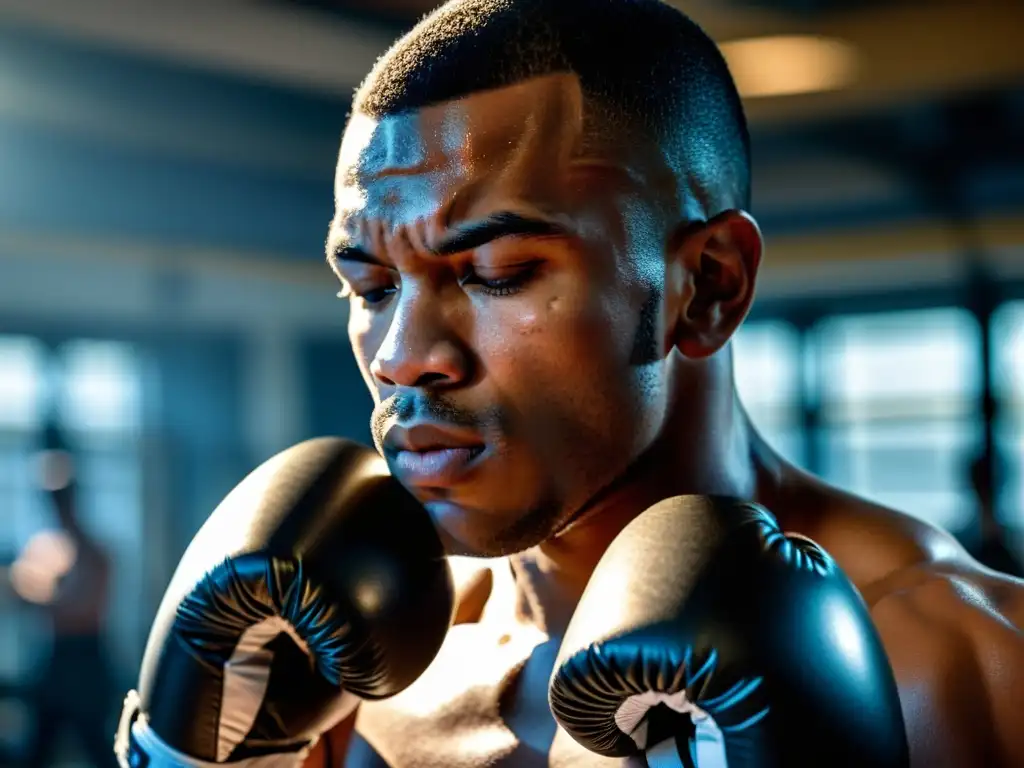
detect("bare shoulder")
[791,477,1024,767]
[787,475,966,590]
[866,556,1024,631]
[795,475,1023,666]
[793,475,1023,618]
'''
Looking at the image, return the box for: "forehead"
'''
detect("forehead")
[333,74,649,240]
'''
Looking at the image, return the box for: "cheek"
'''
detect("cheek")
[347,310,370,363]
[481,295,606,365]
[477,281,644,427]
[347,308,383,392]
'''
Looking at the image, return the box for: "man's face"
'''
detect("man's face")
[329,74,675,556]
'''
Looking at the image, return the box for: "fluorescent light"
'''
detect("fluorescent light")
[721,35,860,99]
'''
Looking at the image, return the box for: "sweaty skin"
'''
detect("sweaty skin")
[331,75,675,558]
[314,75,1024,767]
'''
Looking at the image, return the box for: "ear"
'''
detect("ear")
[664,210,763,359]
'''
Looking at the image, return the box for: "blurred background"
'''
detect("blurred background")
[0,0,1021,765]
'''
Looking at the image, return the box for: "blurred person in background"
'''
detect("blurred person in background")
[7,425,116,767]
[962,453,1024,578]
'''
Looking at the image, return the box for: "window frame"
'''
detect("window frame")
[744,276,1024,528]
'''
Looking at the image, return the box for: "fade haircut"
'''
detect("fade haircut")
[353,0,752,215]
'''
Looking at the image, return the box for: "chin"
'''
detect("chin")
[421,499,494,557]
[423,497,559,559]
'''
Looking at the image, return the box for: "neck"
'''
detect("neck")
[510,353,787,637]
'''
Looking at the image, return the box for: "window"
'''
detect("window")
[813,308,982,532]
[993,301,1024,526]
[56,340,146,665]
[58,340,142,434]
[0,336,47,432]
[0,337,48,679]
[733,320,806,466]
[0,337,148,681]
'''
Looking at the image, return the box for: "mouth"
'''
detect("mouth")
[391,445,486,486]
[384,423,487,487]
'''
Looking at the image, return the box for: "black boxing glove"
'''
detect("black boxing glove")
[549,496,909,768]
[115,438,454,767]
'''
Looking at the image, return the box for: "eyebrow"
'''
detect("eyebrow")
[327,211,569,266]
[328,243,380,265]
[432,211,570,255]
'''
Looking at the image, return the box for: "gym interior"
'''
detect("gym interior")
[0,1,1021,765]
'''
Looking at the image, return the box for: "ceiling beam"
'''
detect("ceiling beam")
[0,0,395,93]
[2,0,1022,126]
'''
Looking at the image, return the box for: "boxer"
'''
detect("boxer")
[315,0,1020,765]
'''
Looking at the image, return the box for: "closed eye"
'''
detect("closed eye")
[359,285,398,305]
[461,262,541,297]
[333,265,398,307]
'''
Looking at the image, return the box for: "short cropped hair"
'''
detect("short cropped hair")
[353,0,752,214]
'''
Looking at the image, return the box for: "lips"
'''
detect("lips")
[391,446,485,486]
[384,424,486,487]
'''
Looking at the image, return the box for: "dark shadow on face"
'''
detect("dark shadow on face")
[630,285,663,366]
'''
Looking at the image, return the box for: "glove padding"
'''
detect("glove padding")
[116,438,454,767]
[549,495,909,768]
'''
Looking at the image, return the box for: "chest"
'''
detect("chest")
[355,623,631,768]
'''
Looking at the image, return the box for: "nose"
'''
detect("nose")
[370,287,472,390]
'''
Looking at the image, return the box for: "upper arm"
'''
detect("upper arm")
[972,583,1024,767]
[870,567,1024,768]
